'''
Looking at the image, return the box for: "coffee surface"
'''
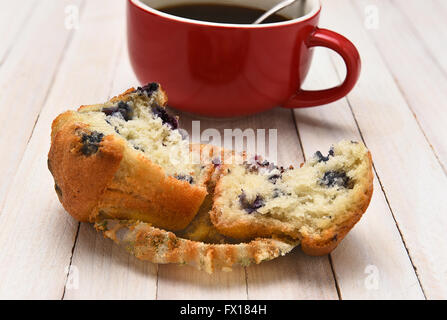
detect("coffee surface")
[158,3,289,24]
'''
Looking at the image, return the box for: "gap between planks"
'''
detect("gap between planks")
[0,0,84,215]
[327,52,427,299]
[63,1,418,299]
[354,0,447,177]
[61,223,81,299]
[0,0,132,299]
[2,0,88,299]
[347,0,442,296]
[60,0,160,300]
[290,108,341,299]
[0,0,37,65]
[25,0,87,150]
[323,0,447,298]
[61,36,128,300]
[0,0,434,299]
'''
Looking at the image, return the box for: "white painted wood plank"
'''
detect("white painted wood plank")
[1,0,439,299]
[247,250,338,300]
[322,0,447,299]
[294,48,424,299]
[0,0,81,213]
[0,0,126,299]
[65,223,158,300]
[354,0,447,173]
[107,47,139,97]
[435,0,447,17]
[65,38,159,300]
[393,0,447,73]
[0,0,36,64]
[157,264,247,300]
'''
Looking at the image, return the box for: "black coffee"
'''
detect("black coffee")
[158,3,289,24]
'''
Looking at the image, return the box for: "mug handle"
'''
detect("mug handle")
[283,28,361,108]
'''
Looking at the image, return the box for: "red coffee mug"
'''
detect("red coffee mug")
[128,0,361,117]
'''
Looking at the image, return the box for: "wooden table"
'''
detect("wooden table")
[0,0,446,300]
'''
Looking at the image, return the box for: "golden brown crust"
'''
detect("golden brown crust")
[96,148,209,230]
[48,87,208,230]
[48,120,124,222]
[95,219,297,273]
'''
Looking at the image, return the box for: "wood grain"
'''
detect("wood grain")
[55,0,160,300]
[393,0,447,73]
[0,0,36,64]
[0,0,444,299]
[0,0,125,299]
[0,0,82,214]
[247,250,338,300]
[64,35,159,301]
[356,0,447,172]
[324,0,447,299]
[295,47,424,299]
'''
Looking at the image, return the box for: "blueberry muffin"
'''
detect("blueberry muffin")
[210,140,373,255]
[48,84,213,231]
[48,84,373,272]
